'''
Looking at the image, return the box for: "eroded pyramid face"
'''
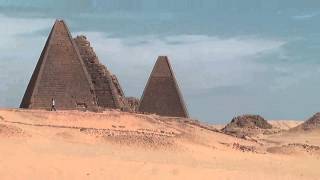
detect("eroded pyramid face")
[74,35,126,110]
[20,20,97,110]
[139,56,189,118]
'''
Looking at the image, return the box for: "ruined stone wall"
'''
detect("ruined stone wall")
[74,35,131,111]
[111,75,125,97]
[126,97,140,112]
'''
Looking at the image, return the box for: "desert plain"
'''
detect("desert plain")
[0,109,319,180]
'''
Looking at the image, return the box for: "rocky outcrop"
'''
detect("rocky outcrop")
[223,115,273,138]
[225,115,272,129]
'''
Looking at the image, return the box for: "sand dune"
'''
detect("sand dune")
[269,120,303,130]
[0,109,319,180]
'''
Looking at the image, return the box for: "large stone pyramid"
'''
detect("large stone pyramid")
[20,20,98,110]
[138,56,189,117]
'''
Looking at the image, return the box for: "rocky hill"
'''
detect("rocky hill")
[222,115,273,138]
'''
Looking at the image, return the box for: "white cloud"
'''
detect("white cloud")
[270,64,319,91]
[292,12,319,20]
[0,14,52,48]
[0,14,52,106]
[76,32,286,95]
[0,14,51,34]
[0,13,286,109]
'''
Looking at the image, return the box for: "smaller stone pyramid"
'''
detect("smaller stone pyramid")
[138,56,189,117]
[290,113,320,131]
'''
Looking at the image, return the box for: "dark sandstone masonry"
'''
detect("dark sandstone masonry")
[138,56,189,118]
[20,20,97,110]
[74,35,130,111]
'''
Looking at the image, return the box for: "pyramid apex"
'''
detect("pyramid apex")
[156,56,172,67]
[157,56,169,62]
[151,55,173,77]
[54,19,61,24]
[55,19,65,22]
[53,19,68,27]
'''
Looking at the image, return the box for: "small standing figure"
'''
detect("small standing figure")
[51,98,56,111]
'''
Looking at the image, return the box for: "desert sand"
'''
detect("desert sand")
[269,120,303,130]
[0,109,319,180]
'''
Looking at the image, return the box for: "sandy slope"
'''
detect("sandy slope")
[0,109,319,180]
[269,120,303,130]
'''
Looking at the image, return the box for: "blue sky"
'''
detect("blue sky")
[0,1,320,123]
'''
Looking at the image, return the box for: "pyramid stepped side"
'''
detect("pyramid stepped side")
[74,35,130,110]
[111,74,125,97]
[20,20,97,110]
[111,74,132,110]
[138,56,189,118]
